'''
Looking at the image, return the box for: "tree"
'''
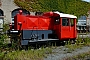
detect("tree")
[14,0,90,18]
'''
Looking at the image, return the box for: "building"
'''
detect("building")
[0,0,33,31]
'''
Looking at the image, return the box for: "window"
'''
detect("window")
[62,18,69,26]
[70,18,74,26]
[54,17,60,24]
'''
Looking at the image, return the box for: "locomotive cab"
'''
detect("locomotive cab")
[54,12,77,40]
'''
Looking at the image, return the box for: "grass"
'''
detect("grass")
[65,34,90,52]
[1,35,90,60]
[65,44,83,53]
[65,33,90,59]
[66,51,90,60]
[0,47,52,60]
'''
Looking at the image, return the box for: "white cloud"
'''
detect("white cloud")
[82,0,90,2]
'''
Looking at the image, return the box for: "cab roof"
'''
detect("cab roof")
[54,11,77,18]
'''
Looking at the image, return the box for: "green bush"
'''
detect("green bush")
[0,24,9,50]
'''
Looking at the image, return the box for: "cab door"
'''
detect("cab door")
[61,18,70,39]
[61,17,76,39]
[69,18,76,39]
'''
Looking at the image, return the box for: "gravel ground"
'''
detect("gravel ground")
[44,45,90,60]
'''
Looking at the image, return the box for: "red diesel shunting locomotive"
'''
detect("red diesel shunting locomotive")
[8,10,77,47]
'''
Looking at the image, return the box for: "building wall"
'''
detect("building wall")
[0,0,19,24]
[0,0,36,24]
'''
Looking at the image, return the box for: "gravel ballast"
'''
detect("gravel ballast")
[44,45,90,60]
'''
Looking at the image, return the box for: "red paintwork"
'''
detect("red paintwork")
[13,11,77,40]
[14,14,53,30]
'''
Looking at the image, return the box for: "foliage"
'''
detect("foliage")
[3,24,9,32]
[14,0,90,18]
[65,35,90,53]
[0,34,8,47]
[0,47,52,60]
[14,0,42,11]
[0,24,9,50]
[67,51,90,60]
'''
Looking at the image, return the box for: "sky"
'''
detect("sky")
[83,0,90,2]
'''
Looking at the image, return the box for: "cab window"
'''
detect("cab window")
[54,17,60,24]
[70,18,74,26]
[62,18,69,26]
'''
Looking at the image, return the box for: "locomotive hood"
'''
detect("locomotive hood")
[54,11,77,18]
